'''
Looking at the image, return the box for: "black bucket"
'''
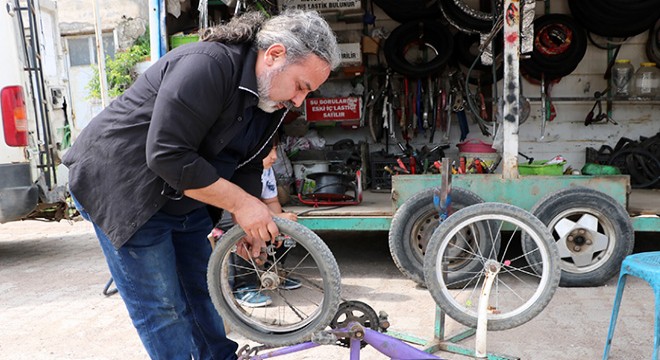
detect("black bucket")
[305,172,356,200]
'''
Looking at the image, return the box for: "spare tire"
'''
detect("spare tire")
[523,187,634,287]
[384,20,454,77]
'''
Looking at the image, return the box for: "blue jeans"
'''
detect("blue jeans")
[73,195,237,360]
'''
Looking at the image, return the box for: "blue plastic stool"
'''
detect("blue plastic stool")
[603,252,660,360]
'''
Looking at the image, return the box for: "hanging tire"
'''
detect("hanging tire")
[524,187,634,287]
[439,0,497,34]
[207,217,341,346]
[521,14,588,82]
[424,203,561,330]
[384,20,454,77]
[388,187,487,286]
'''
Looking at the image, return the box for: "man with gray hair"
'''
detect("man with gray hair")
[63,10,339,359]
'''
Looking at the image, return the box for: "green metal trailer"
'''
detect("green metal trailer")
[291,174,659,287]
[293,174,659,233]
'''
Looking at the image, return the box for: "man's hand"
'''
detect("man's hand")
[233,195,279,244]
[183,177,280,246]
[235,236,268,265]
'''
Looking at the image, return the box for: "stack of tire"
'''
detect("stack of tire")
[382,0,504,79]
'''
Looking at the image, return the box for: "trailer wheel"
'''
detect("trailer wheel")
[388,187,486,286]
[524,187,634,287]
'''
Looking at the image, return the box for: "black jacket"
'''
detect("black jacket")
[63,41,285,248]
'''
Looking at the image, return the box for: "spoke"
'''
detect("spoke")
[275,289,309,321]
[554,218,576,238]
[499,221,517,261]
[556,240,574,259]
[591,231,609,252]
[446,239,484,262]
[494,275,527,303]
[501,262,543,280]
[265,245,294,273]
[287,251,312,276]
[571,251,594,267]
[486,219,500,259]
[576,213,599,231]
[240,242,264,277]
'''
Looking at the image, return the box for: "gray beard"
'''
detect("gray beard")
[256,66,282,113]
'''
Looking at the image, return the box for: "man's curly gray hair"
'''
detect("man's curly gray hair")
[200,10,341,70]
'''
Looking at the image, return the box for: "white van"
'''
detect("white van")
[1,0,71,223]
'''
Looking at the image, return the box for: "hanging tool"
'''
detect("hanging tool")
[450,70,470,142]
[416,79,424,134]
[585,87,618,126]
[518,151,534,164]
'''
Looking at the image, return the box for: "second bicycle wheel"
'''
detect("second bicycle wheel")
[207,218,341,346]
[424,203,560,331]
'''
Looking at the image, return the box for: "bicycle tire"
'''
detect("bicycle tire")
[388,187,487,286]
[424,203,560,331]
[207,218,341,346]
[608,148,660,189]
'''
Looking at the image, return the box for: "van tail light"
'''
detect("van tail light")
[2,86,29,147]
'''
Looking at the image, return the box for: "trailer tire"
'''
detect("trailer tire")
[524,187,634,287]
[388,187,486,286]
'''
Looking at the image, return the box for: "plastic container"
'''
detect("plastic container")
[518,160,565,176]
[460,152,501,173]
[633,62,659,97]
[581,163,621,176]
[611,59,634,96]
[170,34,199,49]
[456,139,497,153]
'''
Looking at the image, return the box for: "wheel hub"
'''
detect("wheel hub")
[259,272,280,290]
[566,228,593,252]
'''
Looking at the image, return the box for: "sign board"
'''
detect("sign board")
[305,97,361,122]
[279,0,362,12]
[338,43,362,66]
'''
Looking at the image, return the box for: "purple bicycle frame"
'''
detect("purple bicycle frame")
[239,322,442,360]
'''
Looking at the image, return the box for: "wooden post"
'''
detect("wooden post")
[501,0,521,179]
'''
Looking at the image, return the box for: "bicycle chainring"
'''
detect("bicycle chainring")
[329,300,380,348]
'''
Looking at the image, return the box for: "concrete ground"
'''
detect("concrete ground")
[0,219,657,360]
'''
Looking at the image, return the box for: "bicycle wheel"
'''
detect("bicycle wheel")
[207,218,341,346]
[424,203,560,331]
[388,187,490,286]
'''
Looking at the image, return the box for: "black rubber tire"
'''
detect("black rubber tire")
[521,14,588,82]
[568,0,660,38]
[384,20,454,77]
[526,187,634,287]
[608,148,660,189]
[388,187,486,286]
[424,203,561,330]
[439,0,496,34]
[207,218,341,346]
[453,31,504,85]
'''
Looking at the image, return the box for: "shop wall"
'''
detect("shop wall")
[310,0,659,171]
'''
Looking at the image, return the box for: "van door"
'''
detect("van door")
[0,0,72,223]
